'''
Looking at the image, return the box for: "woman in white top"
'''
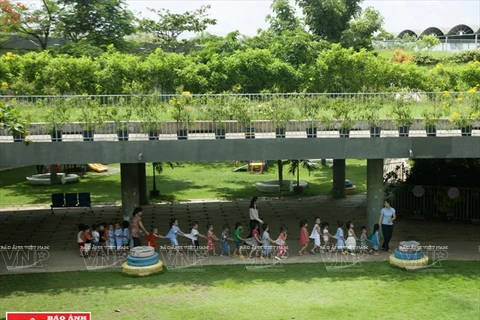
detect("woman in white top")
[249,197,263,230]
[379,199,396,252]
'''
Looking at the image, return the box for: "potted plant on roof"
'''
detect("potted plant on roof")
[44,99,70,142]
[449,92,477,137]
[0,101,30,143]
[456,87,480,136]
[358,95,383,137]
[390,92,413,137]
[203,95,230,139]
[72,97,106,141]
[331,97,355,138]
[300,95,324,138]
[138,93,164,140]
[265,97,295,138]
[232,96,256,139]
[169,91,194,140]
[107,98,134,141]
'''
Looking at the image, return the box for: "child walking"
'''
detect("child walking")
[345,221,358,255]
[245,222,262,258]
[114,222,124,254]
[333,221,346,255]
[359,226,368,254]
[165,218,186,249]
[233,222,245,258]
[298,220,309,256]
[99,223,107,255]
[261,224,276,260]
[77,223,86,257]
[206,224,219,256]
[145,227,165,248]
[275,226,288,259]
[309,217,322,254]
[220,224,233,257]
[189,222,206,250]
[107,223,115,254]
[91,224,100,257]
[83,225,92,257]
[370,224,380,256]
[122,221,131,255]
[322,222,334,252]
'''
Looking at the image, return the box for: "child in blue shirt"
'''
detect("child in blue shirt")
[370,224,380,256]
[165,218,185,247]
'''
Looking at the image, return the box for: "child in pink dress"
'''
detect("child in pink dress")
[245,222,262,258]
[275,226,288,259]
[206,224,219,256]
[299,220,309,255]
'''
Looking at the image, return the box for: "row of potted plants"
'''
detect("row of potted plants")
[2,91,479,141]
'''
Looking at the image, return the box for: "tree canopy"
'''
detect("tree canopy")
[138,5,217,48]
[296,0,362,42]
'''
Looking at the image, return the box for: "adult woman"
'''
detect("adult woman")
[129,207,149,248]
[249,197,263,230]
[379,200,396,252]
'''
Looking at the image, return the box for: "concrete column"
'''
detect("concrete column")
[367,159,384,232]
[138,163,147,205]
[332,159,346,198]
[121,163,141,219]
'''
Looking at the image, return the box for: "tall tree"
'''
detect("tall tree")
[340,6,383,50]
[0,0,59,50]
[57,0,134,48]
[296,0,362,42]
[266,0,301,35]
[138,5,217,48]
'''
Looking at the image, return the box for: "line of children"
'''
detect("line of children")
[297,218,383,256]
[77,216,382,259]
[147,218,290,260]
[77,222,132,257]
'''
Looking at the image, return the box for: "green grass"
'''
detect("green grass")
[0,160,366,206]
[0,261,479,319]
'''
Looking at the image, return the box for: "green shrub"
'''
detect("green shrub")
[445,50,480,64]
[413,52,441,65]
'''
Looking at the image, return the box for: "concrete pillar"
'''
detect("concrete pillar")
[367,159,384,232]
[332,159,346,198]
[121,163,141,219]
[138,163,147,205]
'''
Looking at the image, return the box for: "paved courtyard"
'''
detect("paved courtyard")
[1,194,479,274]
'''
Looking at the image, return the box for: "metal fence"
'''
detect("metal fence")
[1,92,479,142]
[392,184,480,220]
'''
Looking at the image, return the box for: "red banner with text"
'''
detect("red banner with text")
[6,312,91,320]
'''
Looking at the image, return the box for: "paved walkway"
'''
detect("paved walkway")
[1,195,479,274]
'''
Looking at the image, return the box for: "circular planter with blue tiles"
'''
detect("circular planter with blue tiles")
[122,246,163,276]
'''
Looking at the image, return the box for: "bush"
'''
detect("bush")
[445,50,480,64]
[391,49,413,64]
[413,52,441,65]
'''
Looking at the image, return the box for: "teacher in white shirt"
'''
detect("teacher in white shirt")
[378,199,396,253]
[249,197,263,229]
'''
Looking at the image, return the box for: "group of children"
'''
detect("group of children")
[76,221,132,257]
[153,218,288,260]
[76,217,382,259]
[299,217,381,256]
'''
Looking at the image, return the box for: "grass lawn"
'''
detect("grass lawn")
[0,160,366,206]
[0,261,479,320]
